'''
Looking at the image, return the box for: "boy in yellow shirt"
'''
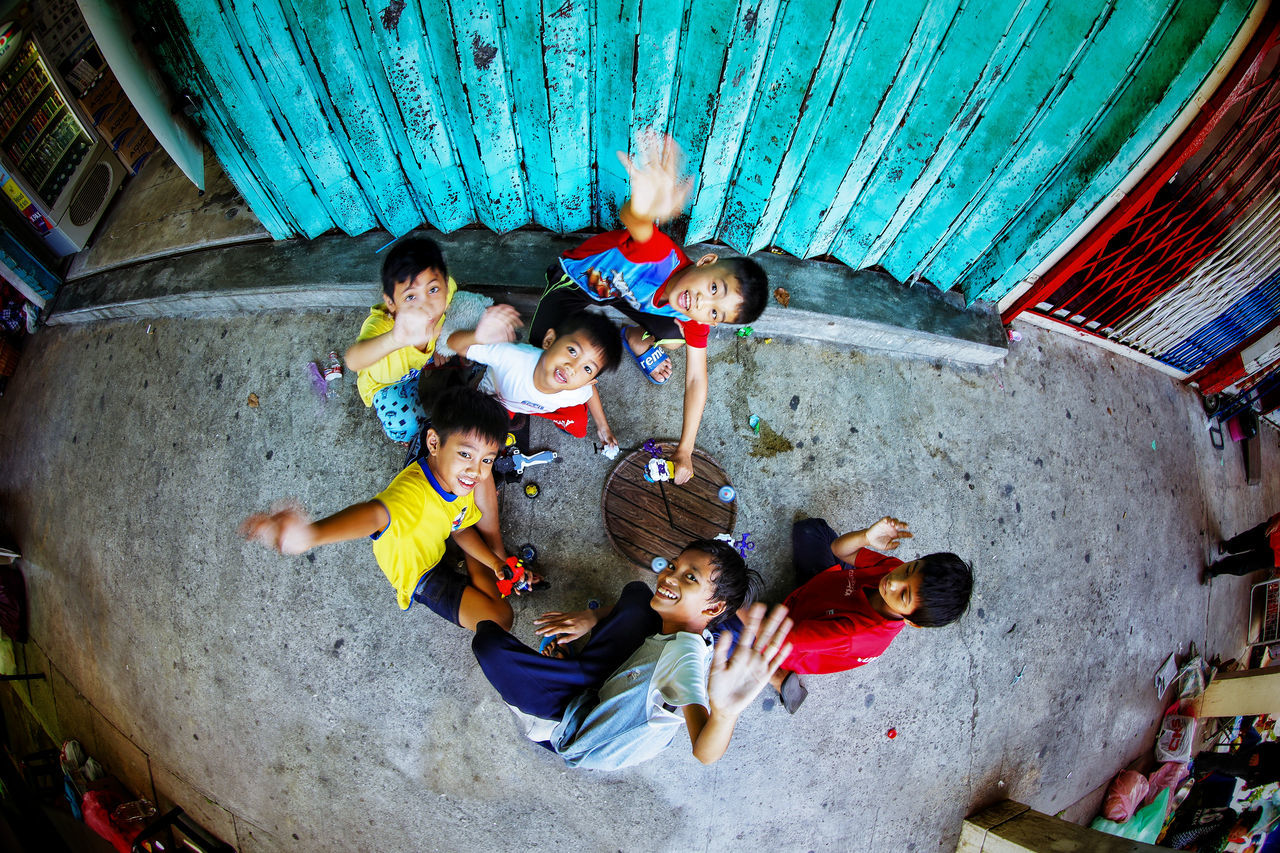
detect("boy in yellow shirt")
[346,238,463,443]
[240,387,527,631]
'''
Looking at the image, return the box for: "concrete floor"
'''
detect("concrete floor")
[0,150,1273,852]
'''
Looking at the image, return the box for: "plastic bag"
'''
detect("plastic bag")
[1144,761,1189,809]
[1156,714,1197,763]
[1103,770,1150,821]
[1092,788,1171,842]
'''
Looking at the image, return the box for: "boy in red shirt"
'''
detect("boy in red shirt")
[771,516,973,713]
[529,134,768,484]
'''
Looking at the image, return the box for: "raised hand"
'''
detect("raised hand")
[708,603,793,719]
[239,501,315,555]
[473,304,522,345]
[389,304,438,349]
[618,131,694,223]
[864,516,912,551]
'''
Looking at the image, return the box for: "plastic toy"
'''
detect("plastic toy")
[494,448,559,477]
[642,439,663,458]
[497,556,533,597]
[524,483,540,499]
[650,556,669,573]
[518,543,538,563]
[733,532,756,557]
[718,485,736,503]
[644,458,674,483]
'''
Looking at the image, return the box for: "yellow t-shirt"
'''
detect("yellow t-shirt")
[355,276,458,406]
[371,461,481,610]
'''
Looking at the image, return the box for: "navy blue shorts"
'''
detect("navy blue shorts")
[471,581,659,720]
[412,565,467,626]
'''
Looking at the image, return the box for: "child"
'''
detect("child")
[347,238,509,443]
[240,387,528,631]
[770,516,973,713]
[447,308,622,449]
[471,540,793,769]
[528,134,768,484]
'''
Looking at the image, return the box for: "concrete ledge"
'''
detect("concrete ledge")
[48,229,1007,365]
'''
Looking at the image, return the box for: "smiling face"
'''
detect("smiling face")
[423,429,500,496]
[534,330,606,394]
[663,255,744,326]
[384,267,448,318]
[651,548,727,633]
[876,559,927,622]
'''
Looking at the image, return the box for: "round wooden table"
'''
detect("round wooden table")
[602,443,737,570]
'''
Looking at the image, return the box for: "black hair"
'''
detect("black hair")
[428,386,509,449]
[381,237,448,299]
[911,553,974,628]
[680,538,762,629]
[721,256,768,325]
[551,311,622,374]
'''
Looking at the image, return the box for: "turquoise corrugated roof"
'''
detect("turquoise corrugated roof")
[136,0,1254,304]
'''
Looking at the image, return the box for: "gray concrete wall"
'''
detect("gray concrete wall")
[49,231,1007,366]
[0,298,1268,851]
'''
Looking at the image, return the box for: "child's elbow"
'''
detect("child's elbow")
[693,747,721,766]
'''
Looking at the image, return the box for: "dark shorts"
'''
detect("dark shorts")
[471,581,660,720]
[412,565,467,626]
[529,265,683,347]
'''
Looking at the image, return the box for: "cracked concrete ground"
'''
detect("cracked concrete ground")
[0,268,1272,851]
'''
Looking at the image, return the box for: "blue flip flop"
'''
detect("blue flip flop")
[621,326,669,385]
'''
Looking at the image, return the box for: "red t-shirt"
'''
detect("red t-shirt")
[780,549,905,675]
[560,229,710,348]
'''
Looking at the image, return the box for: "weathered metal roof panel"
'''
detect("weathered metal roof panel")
[136,0,1254,304]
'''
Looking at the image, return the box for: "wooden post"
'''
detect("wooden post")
[957,800,1171,852]
[1194,665,1280,718]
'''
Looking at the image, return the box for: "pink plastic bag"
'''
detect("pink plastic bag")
[1144,761,1189,810]
[1103,770,1150,822]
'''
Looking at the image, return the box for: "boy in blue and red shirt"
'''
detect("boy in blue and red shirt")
[529,135,768,484]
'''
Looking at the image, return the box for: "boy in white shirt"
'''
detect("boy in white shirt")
[448,309,622,451]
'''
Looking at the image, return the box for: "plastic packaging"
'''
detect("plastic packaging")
[1155,714,1197,763]
[1102,770,1149,821]
[1092,789,1170,842]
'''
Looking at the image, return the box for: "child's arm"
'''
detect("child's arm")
[616,133,693,245]
[532,605,612,645]
[445,304,522,358]
[240,500,389,555]
[684,603,793,765]
[830,516,912,562]
[345,305,440,372]
[451,526,507,581]
[472,477,508,562]
[587,386,618,449]
[671,346,709,484]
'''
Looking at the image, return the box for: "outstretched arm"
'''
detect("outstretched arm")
[616,132,693,244]
[240,500,389,555]
[831,517,912,562]
[672,346,708,485]
[445,304,522,358]
[684,603,793,764]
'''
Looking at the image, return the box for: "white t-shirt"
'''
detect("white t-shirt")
[552,630,713,770]
[469,342,594,414]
